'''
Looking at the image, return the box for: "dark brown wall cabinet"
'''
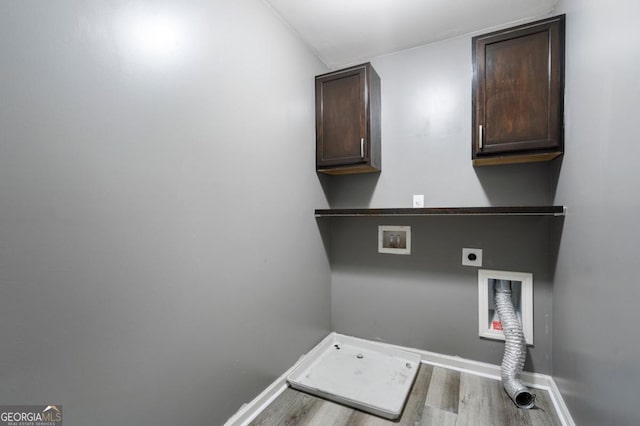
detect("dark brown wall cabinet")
[472,15,565,166]
[316,63,381,175]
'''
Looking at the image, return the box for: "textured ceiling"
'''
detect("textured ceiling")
[264,0,558,68]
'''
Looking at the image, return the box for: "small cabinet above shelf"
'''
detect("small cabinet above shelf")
[316,63,381,175]
[315,206,566,218]
[472,15,566,166]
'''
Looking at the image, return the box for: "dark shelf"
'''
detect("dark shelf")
[314,206,566,217]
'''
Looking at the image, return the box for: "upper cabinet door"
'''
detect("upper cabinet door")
[472,15,565,166]
[316,63,381,175]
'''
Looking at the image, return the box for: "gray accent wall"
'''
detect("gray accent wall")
[0,1,330,424]
[552,0,640,424]
[329,35,558,373]
[330,216,556,373]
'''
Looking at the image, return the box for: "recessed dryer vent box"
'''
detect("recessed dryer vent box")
[478,269,533,345]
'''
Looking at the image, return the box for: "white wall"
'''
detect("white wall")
[0,1,330,424]
[552,0,640,424]
[329,35,558,373]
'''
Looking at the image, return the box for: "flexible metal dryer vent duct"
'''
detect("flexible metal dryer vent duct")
[494,279,535,409]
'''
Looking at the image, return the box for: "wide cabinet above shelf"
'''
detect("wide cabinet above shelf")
[472,15,566,166]
[315,63,381,175]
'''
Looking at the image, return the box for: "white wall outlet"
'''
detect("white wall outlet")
[413,194,424,208]
[462,248,483,267]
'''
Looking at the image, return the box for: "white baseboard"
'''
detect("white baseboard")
[225,332,574,426]
[373,336,575,426]
[224,333,337,426]
[545,374,576,426]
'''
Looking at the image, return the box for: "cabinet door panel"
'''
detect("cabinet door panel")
[484,31,550,149]
[320,74,364,162]
[317,69,366,167]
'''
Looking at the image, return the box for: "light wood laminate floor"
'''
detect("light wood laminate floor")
[249,364,561,425]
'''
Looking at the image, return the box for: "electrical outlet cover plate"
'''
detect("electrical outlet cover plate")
[412,195,424,208]
[462,248,483,267]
